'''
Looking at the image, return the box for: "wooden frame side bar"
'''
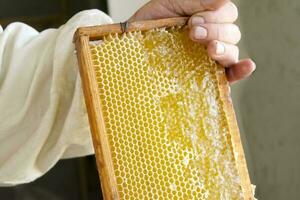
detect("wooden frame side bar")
[75,35,119,200]
[216,68,254,200]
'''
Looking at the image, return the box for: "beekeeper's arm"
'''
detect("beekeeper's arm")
[0,10,112,186]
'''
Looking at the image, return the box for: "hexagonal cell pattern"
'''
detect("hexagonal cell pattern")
[89,27,243,199]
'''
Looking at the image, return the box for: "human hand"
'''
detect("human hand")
[129,0,256,84]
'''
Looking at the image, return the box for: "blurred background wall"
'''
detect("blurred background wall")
[238,1,300,199]
[108,0,145,22]
[0,0,108,30]
[1,0,300,200]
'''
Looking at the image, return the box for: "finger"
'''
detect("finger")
[129,0,229,21]
[188,2,238,27]
[190,23,241,44]
[226,59,256,84]
[207,40,239,66]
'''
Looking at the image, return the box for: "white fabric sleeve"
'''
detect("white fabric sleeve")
[0,9,113,186]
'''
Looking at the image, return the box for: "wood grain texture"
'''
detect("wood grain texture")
[74,17,188,41]
[75,36,119,200]
[74,17,254,200]
[216,68,254,200]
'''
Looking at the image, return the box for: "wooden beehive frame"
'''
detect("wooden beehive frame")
[73,17,254,200]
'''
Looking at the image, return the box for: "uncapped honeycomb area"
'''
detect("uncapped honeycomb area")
[90,27,243,199]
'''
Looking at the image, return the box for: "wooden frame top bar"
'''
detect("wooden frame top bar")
[74,17,189,41]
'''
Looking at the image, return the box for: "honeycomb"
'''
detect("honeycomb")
[90,27,243,199]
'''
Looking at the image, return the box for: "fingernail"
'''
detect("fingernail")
[248,59,257,73]
[194,26,208,40]
[252,60,257,70]
[191,16,205,26]
[252,64,257,74]
[215,42,225,55]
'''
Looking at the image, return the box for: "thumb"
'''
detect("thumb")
[130,0,229,21]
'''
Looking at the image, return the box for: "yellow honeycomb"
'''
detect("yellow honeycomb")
[90,27,243,199]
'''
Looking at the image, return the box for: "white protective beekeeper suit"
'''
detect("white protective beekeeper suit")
[0,10,113,186]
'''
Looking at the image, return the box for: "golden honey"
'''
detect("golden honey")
[89,27,243,200]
